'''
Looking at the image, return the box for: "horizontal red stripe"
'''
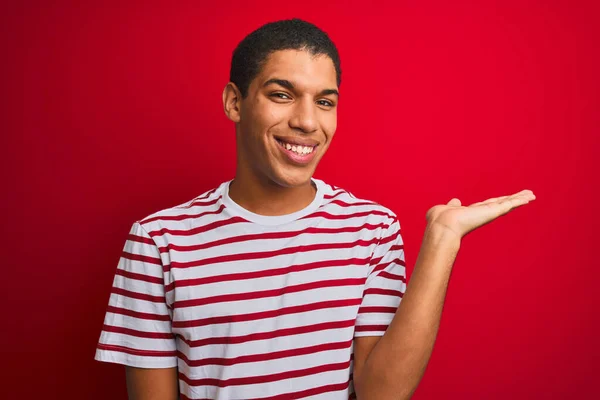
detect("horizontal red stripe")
[173,278,366,309]
[141,190,219,224]
[363,288,404,298]
[389,243,404,252]
[172,298,362,328]
[302,209,394,221]
[160,222,389,253]
[142,201,223,224]
[376,229,402,247]
[102,323,174,339]
[115,268,163,285]
[368,246,404,269]
[148,216,247,238]
[121,251,162,266]
[111,287,166,303]
[369,255,384,266]
[323,190,347,200]
[166,257,370,292]
[354,324,388,332]
[328,199,377,208]
[185,189,218,207]
[378,270,406,281]
[178,339,352,367]
[180,319,356,348]
[106,305,171,321]
[372,257,407,275]
[357,306,397,314]
[178,359,351,388]
[251,379,350,400]
[168,238,381,271]
[97,342,176,357]
[127,233,154,246]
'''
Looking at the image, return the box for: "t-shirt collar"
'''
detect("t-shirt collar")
[222,178,324,226]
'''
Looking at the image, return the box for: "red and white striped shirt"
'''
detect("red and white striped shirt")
[95,178,406,399]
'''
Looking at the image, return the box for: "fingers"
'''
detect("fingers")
[471,190,536,207]
[497,192,536,214]
[501,190,536,207]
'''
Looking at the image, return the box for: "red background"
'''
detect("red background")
[3,1,599,398]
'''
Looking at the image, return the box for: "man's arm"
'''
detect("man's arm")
[94,221,180,398]
[354,224,458,399]
[353,190,535,399]
[126,366,179,400]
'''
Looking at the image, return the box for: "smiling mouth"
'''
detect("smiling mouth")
[275,138,317,156]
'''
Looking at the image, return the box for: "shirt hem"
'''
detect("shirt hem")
[95,348,178,369]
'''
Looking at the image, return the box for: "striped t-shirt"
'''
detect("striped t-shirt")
[95,178,406,399]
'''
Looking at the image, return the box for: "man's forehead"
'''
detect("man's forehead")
[257,49,338,90]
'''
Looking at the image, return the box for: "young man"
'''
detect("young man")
[95,19,535,399]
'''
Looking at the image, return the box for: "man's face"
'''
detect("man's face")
[236,49,338,188]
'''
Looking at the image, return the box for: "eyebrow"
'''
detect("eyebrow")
[263,78,339,97]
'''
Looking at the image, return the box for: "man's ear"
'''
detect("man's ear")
[222,82,242,123]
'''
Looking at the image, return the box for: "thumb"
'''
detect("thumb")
[447,198,461,207]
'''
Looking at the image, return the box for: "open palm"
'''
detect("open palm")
[426,189,536,239]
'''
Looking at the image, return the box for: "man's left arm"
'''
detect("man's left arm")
[353,190,535,399]
[353,224,459,399]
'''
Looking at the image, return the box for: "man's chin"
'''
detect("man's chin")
[270,170,314,189]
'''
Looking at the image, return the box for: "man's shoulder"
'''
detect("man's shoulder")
[316,179,399,222]
[135,181,228,232]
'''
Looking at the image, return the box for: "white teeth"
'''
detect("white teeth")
[279,140,314,155]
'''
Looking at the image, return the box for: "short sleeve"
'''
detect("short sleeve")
[94,221,178,368]
[355,217,407,337]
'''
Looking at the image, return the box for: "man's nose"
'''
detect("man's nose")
[288,98,318,133]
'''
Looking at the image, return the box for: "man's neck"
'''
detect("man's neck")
[228,173,317,217]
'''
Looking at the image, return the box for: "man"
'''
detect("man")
[95,18,535,399]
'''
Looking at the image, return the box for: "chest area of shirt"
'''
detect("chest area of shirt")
[164,222,382,332]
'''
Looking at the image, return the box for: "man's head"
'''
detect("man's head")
[223,19,341,189]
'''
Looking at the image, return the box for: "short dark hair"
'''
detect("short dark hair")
[230,18,342,98]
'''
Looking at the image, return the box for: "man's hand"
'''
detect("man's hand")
[425,189,536,240]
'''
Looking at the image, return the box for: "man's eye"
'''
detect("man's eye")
[271,93,291,100]
[317,100,334,107]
